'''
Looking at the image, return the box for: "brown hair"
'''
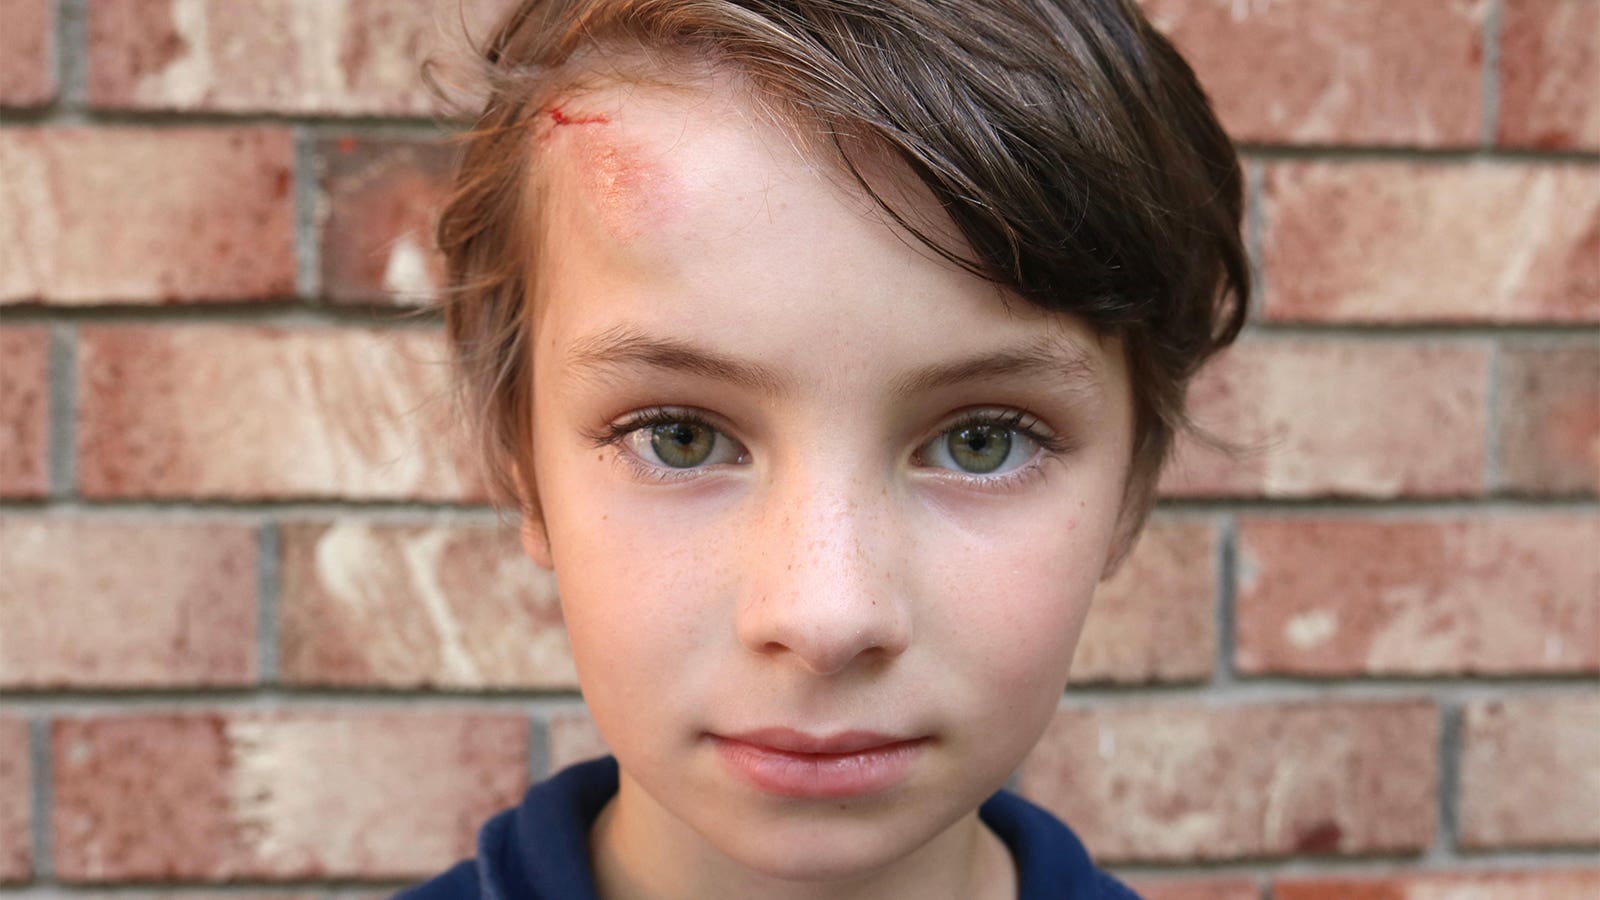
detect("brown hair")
[431,0,1248,550]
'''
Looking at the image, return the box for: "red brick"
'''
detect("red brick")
[52,711,528,881]
[318,137,455,304]
[1017,700,1437,862]
[279,519,575,689]
[1071,518,1215,684]
[547,708,609,773]
[1261,161,1600,323]
[0,128,295,304]
[0,326,49,497]
[1141,0,1484,146]
[86,0,505,116]
[0,716,30,882]
[0,517,257,688]
[1498,0,1600,150]
[1497,341,1600,494]
[1162,340,1490,498]
[1459,695,1600,849]
[1127,877,1259,900]
[1274,869,1600,900]
[76,327,482,501]
[0,0,54,107]
[1235,515,1600,676]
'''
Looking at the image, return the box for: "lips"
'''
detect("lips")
[709,728,930,798]
[719,727,921,754]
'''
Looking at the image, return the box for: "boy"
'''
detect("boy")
[402,0,1246,896]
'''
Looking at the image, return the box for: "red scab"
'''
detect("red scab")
[549,106,611,127]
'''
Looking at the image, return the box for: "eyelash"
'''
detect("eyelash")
[582,407,1073,492]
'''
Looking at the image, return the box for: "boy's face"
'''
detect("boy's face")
[523,76,1134,885]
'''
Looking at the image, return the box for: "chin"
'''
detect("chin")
[703,809,933,882]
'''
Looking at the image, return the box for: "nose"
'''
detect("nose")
[736,463,913,676]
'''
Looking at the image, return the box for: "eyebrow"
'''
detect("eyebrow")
[564,324,1103,400]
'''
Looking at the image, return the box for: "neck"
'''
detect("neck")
[589,773,1018,900]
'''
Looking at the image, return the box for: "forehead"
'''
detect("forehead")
[530,74,862,250]
[527,75,1121,400]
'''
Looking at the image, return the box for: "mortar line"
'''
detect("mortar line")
[1484,339,1506,492]
[528,714,551,782]
[1215,514,1239,686]
[46,324,76,499]
[5,680,1591,712]
[57,0,86,113]
[257,522,281,686]
[1106,846,1600,879]
[1437,702,1465,861]
[1244,157,1268,321]
[9,306,1600,341]
[294,126,324,301]
[1481,0,1504,148]
[0,304,443,326]
[28,714,53,883]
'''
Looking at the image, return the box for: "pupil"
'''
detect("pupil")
[651,422,714,468]
[948,425,1010,474]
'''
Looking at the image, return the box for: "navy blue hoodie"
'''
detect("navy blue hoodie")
[396,755,1142,899]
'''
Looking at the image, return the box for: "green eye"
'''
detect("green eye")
[945,424,1012,474]
[650,421,717,468]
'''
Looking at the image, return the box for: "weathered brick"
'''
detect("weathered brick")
[1261,161,1600,323]
[1126,878,1259,900]
[1162,340,1489,498]
[318,137,455,304]
[76,326,482,501]
[1274,869,1600,900]
[0,716,30,882]
[86,0,504,116]
[0,517,257,688]
[0,326,50,497]
[0,128,296,304]
[1140,0,1484,146]
[1496,341,1600,495]
[1018,700,1437,863]
[52,711,528,881]
[547,707,609,774]
[279,519,574,689]
[1235,515,1600,676]
[0,0,54,107]
[1459,694,1600,849]
[1071,518,1215,684]
[1498,0,1600,150]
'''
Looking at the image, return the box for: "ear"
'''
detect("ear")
[511,462,554,571]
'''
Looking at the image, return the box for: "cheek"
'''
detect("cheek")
[540,465,735,681]
[918,497,1116,698]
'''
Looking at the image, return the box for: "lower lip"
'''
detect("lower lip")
[711,736,927,799]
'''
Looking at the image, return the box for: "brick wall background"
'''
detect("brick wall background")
[0,0,1596,897]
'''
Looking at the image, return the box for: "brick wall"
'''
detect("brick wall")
[0,0,1595,897]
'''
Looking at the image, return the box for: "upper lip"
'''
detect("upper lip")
[719,728,924,754]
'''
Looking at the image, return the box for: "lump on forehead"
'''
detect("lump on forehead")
[527,67,906,259]
[531,70,825,248]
